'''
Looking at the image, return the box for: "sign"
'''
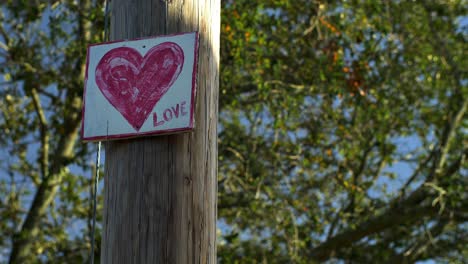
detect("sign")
[81,32,199,141]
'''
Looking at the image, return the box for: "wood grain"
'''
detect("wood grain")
[101,0,219,263]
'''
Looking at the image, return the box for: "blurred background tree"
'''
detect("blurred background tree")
[1,0,104,262]
[0,0,466,263]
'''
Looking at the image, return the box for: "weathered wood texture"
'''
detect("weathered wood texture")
[101,0,219,263]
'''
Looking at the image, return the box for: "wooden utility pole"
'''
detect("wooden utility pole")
[101,0,219,263]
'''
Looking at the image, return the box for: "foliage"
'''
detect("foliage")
[0,0,466,263]
[218,0,467,262]
[0,0,104,262]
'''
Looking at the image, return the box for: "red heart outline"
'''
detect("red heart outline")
[95,42,184,131]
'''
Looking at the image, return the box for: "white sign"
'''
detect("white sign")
[81,32,198,141]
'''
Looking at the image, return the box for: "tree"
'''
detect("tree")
[0,0,466,263]
[0,0,104,262]
[217,0,467,262]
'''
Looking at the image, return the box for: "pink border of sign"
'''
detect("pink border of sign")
[81,32,199,142]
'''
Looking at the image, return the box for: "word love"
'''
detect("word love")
[153,101,188,127]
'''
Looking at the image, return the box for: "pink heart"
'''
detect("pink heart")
[95,42,184,131]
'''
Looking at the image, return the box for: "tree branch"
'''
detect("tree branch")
[399,151,434,198]
[30,88,49,180]
[328,218,458,263]
[308,202,439,261]
[308,152,465,262]
[392,220,449,263]
[8,0,90,259]
[0,14,10,52]
[8,123,80,263]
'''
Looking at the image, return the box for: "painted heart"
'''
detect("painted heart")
[95,42,184,131]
